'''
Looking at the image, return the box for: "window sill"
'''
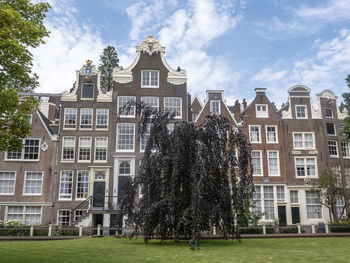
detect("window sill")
[141,86,159,89]
[5,159,39,162]
[63,127,77,130]
[23,194,42,196]
[61,160,75,163]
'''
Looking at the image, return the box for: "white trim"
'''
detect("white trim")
[267,150,280,177]
[326,122,337,136]
[328,140,339,158]
[95,108,109,130]
[164,97,182,119]
[22,171,44,196]
[0,171,16,196]
[295,105,308,119]
[58,170,74,201]
[63,108,77,130]
[0,202,52,206]
[294,156,318,178]
[78,137,92,163]
[81,83,95,100]
[79,108,93,130]
[57,209,71,226]
[255,104,268,118]
[210,100,221,114]
[94,137,108,163]
[141,70,159,88]
[292,132,315,150]
[249,125,261,144]
[325,108,334,118]
[116,123,135,152]
[5,138,41,162]
[75,170,90,200]
[251,150,263,176]
[117,96,136,118]
[265,125,278,144]
[61,136,76,162]
[5,205,42,225]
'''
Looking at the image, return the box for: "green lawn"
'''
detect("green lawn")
[0,237,349,263]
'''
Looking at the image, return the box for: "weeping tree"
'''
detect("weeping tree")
[119,102,253,249]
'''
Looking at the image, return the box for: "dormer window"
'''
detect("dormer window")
[141,70,159,88]
[82,84,94,99]
[210,100,220,114]
[256,104,268,118]
[295,105,307,119]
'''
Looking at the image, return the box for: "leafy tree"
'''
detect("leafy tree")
[312,170,350,222]
[98,45,119,93]
[0,0,50,151]
[341,74,350,138]
[119,102,254,249]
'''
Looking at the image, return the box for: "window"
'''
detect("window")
[76,171,89,199]
[57,210,70,226]
[118,96,135,117]
[252,186,262,215]
[328,140,338,157]
[95,137,108,162]
[74,210,87,221]
[251,151,262,176]
[59,171,73,200]
[295,105,307,119]
[117,123,135,152]
[264,186,274,220]
[0,172,16,195]
[192,112,198,122]
[295,157,317,177]
[141,70,159,88]
[117,159,134,205]
[341,142,350,158]
[82,84,94,99]
[276,186,285,201]
[325,108,333,118]
[344,165,350,187]
[306,191,322,219]
[141,97,159,111]
[339,124,345,136]
[336,196,345,219]
[164,97,182,118]
[7,139,40,161]
[293,133,314,149]
[23,172,43,195]
[210,100,220,114]
[256,104,268,118]
[80,109,93,129]
[64,108,77,129]
[249,125,261,143]
[290,191,299,204]
[140,124,151,152]
[268,151,280,176]
[7,206,41,225]
[326,123,336,135]
[331,164,341,186]
[96,109,109,129]
[78,137,91,161]
[61,137,75,161]
[266,126,278,143]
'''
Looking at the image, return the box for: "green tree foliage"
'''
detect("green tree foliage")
[119,102,254,249]
[341,74,350,138]
[98,45,119,93]
[0,0,50,151]
[312,170,350,221]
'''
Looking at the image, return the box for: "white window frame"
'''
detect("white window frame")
[80,108,93,130]
[328,140,339,158]
[23,171,43,196]
[295,105,307,119]
[306,191,322,219]
[164,97,182,119]
[265,125,278,143]
[256,104,268,118]
[251,150,263,176]
[57,209,70,226]
[326,122,336,136]
[325,108,333,118]
[95,108,109,130]
[116,123,135,152]
[341,141,350,159]
[292,132,315,150]
[117,96,136,118]
[210,100,221,114]
[78,137,92,162]
[116,158,135,206]
[76,170,90,200]
[61,136,75,162]
[290,190,299,204]
[141,96,159,111]
[249,125,261,144]
[267,150,280,176]
[141,70,159,88]
[63,108,77,129]
[81,83,94,100]
[140,124,152,153]
[0,171,16,195]
[5,139,41,161]
[94,137,108,163]
[59,170,73,200]
[294,156,318,178]
[5,206,42,225]
[74,209,88,221]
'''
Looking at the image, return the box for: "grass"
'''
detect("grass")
[0,237,349,263]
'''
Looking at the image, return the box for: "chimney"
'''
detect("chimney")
[242,99,247,110]
[233,100,241,122]
[255,88,266,94]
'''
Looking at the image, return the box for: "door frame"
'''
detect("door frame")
[89,167,110,209]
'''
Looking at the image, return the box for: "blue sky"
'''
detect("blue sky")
[32,0,350,107]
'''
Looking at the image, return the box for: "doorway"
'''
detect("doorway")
[278,206,287,226]
[93,181,105,208]
[291,207,300,224]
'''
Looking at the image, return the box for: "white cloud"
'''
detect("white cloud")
[252,68,287,83]
[31,0,107,93]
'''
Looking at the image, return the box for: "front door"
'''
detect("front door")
[278,206,287,226]
[93,182,105,207]
[291,207,300,224]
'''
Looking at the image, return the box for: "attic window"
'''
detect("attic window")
[210,100,220,114]
[256,104,268,118]
[82,84,94,99]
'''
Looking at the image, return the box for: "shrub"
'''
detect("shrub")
[238,227,263,234]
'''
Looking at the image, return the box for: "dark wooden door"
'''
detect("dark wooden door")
[93,182,105,207]
[278,206,287,226]
[291,207,300,224]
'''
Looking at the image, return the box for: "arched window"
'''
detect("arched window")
[119,161,130,175]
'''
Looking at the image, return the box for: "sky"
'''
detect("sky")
[31,0,350,107]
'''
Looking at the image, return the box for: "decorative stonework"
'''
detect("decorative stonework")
[318,89,337,100]
[79,60,98,75]
[136,35,165,55]
[281,100,293,119]
[41,142,48,152]
[338,107,348,120]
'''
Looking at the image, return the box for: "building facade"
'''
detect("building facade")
[0,36,349,228]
